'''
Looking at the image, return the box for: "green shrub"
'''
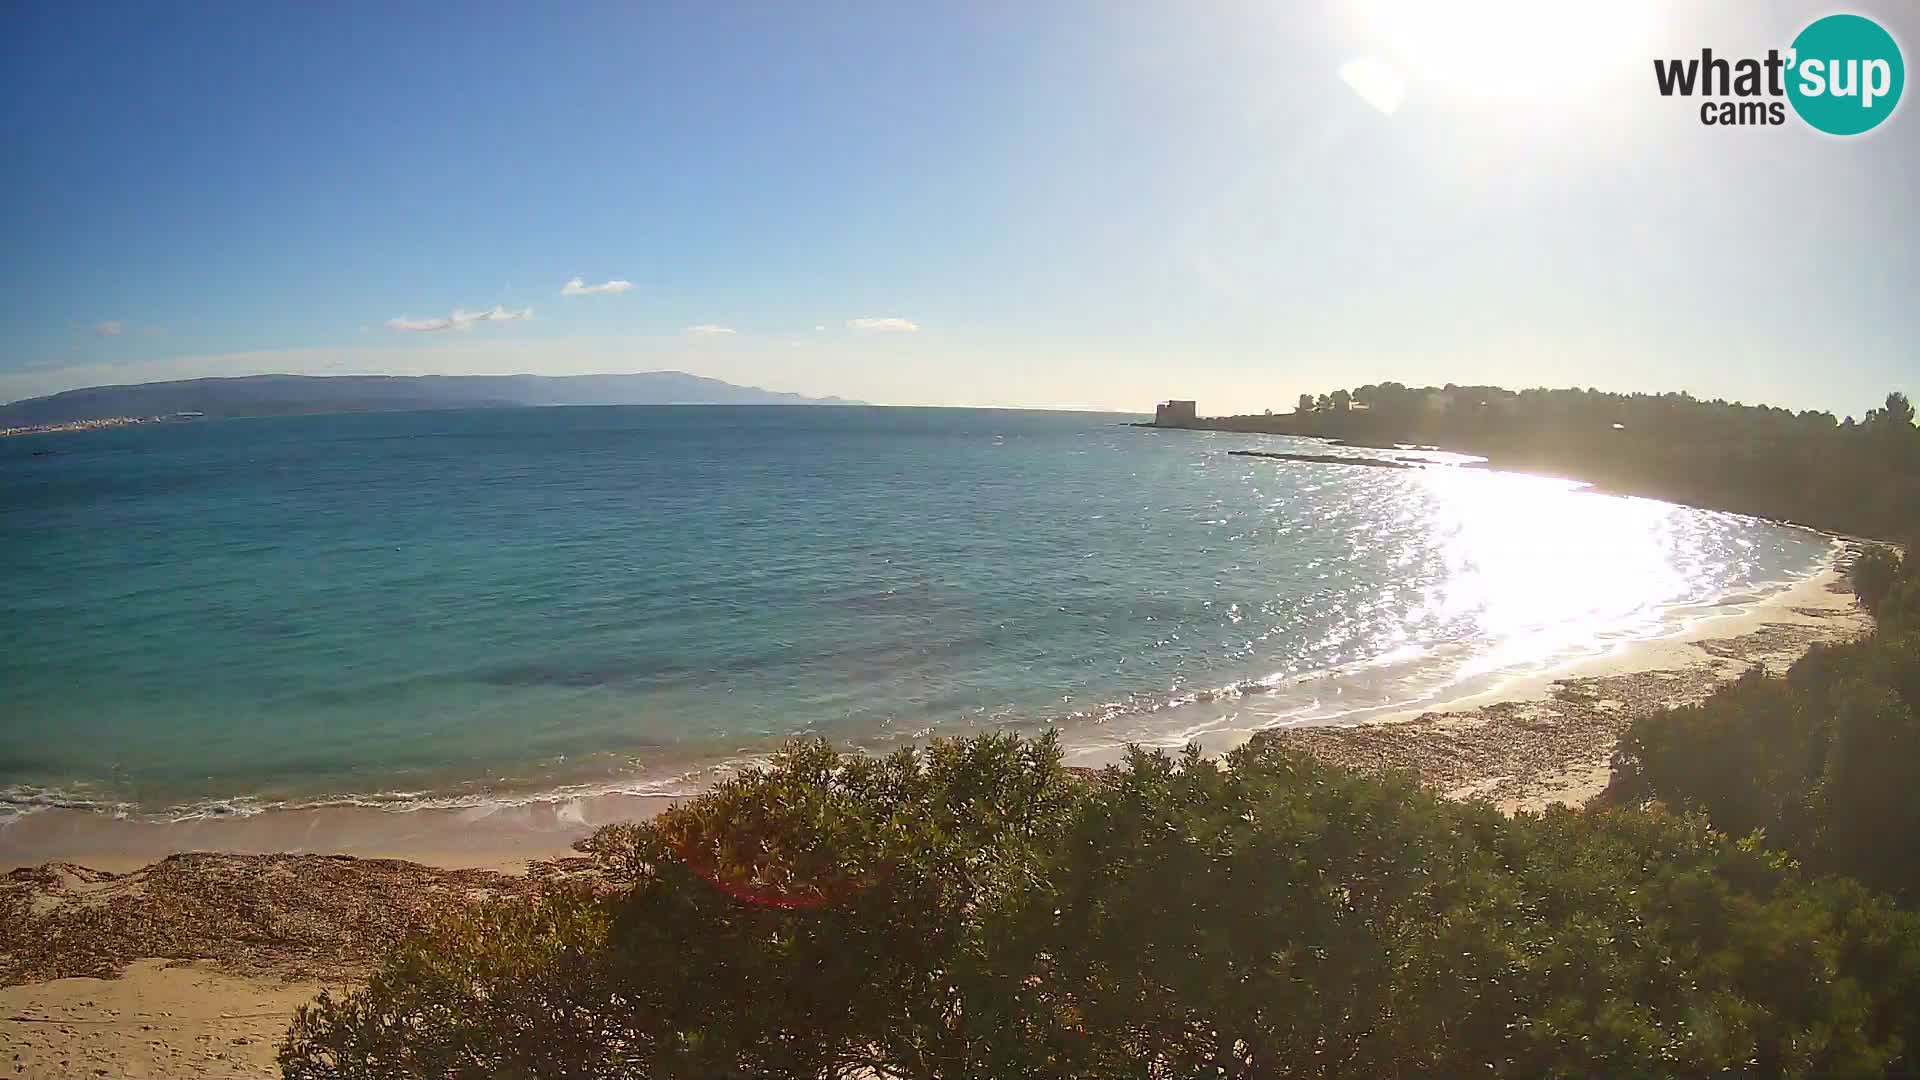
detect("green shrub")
[282,734,1920,1079]
[1854,546,1906,619]
[1610,547,1920,903]
[1609,667,1821,848]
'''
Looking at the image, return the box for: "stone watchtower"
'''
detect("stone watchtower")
[1154,400,1197,427]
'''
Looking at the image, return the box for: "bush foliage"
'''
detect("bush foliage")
[284,726,1920,1079]
[1611,545,1920,902]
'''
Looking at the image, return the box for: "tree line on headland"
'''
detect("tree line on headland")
[1182,384,1920,543]
[283,549,1920,1078]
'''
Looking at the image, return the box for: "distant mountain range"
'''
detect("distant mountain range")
[0,372,859,426]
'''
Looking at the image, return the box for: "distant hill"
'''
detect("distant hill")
[0,372,859,426]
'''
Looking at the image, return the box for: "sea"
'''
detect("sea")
[0,405,1830,822]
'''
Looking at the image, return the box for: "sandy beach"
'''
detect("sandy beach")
[1,854,600,1077]
[0,545,1875,1077]
[1273,550,1871,814]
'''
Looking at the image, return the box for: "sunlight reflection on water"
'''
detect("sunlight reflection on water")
[1419,469,1698,678]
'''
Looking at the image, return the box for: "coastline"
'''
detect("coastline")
[1053,538,1868,788]
[1271,550,1869,813]
[1,541,1867,874]
[0,543,1877,1077]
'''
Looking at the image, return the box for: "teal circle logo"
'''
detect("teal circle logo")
[1787,14,1904,135]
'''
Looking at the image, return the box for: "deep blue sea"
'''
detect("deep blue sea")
[1,406,1828,819]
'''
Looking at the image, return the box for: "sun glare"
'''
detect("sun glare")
[1354,0,1658,101]
[1415,467,1690,679]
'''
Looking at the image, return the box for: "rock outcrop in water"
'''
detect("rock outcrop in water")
[1227,449,1421,469]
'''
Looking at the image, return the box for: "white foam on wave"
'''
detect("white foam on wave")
[0,787,135,823]
[4,757,757,826]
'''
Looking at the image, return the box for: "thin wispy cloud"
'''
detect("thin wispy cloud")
[683,324,737,337]
[561,277,633,297]
[387,315,454,332]
[93,321,124,337]
[386,306,533,333]
[846,317,918,333]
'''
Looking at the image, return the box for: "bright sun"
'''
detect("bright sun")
[1353,0,1659,101]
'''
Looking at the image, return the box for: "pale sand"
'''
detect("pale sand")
[0,793,679,876]
[0,542,1877,1077]
[1,961,332,1078]
[2,854,588,1076]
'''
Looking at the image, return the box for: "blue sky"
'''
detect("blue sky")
[2,1,1913,415]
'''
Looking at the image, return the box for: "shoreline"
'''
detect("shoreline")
[1275,552,1869,813]
[1054,539,1868,786]
[0,792,676,877]
[0,541,1867,874]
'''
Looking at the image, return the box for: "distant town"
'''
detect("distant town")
[1,413,201,438]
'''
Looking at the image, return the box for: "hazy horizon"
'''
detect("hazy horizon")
[4,2,1914,418]
[5,366,1912,421]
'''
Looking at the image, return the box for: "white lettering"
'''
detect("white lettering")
[1831,58,1858,98]
[1863,59,1892,108]
[1800,57,1827,96]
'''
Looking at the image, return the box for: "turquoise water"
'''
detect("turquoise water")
[1,406,1826,818]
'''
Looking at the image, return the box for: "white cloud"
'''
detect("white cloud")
[846,317,919,333]
[93,321,124,337]
[682,324,737,337]
[385,306,533,333]
[814,325,827,332]
[561,277,633,297]
[386,315,451,332]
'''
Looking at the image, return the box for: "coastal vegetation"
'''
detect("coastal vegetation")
[1611,544,1920,904]
[1180,385,1920,541]
[282,552,1920,1080]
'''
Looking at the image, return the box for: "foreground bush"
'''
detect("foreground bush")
[282,733,1920,1079]
[1610,544,1920,901]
